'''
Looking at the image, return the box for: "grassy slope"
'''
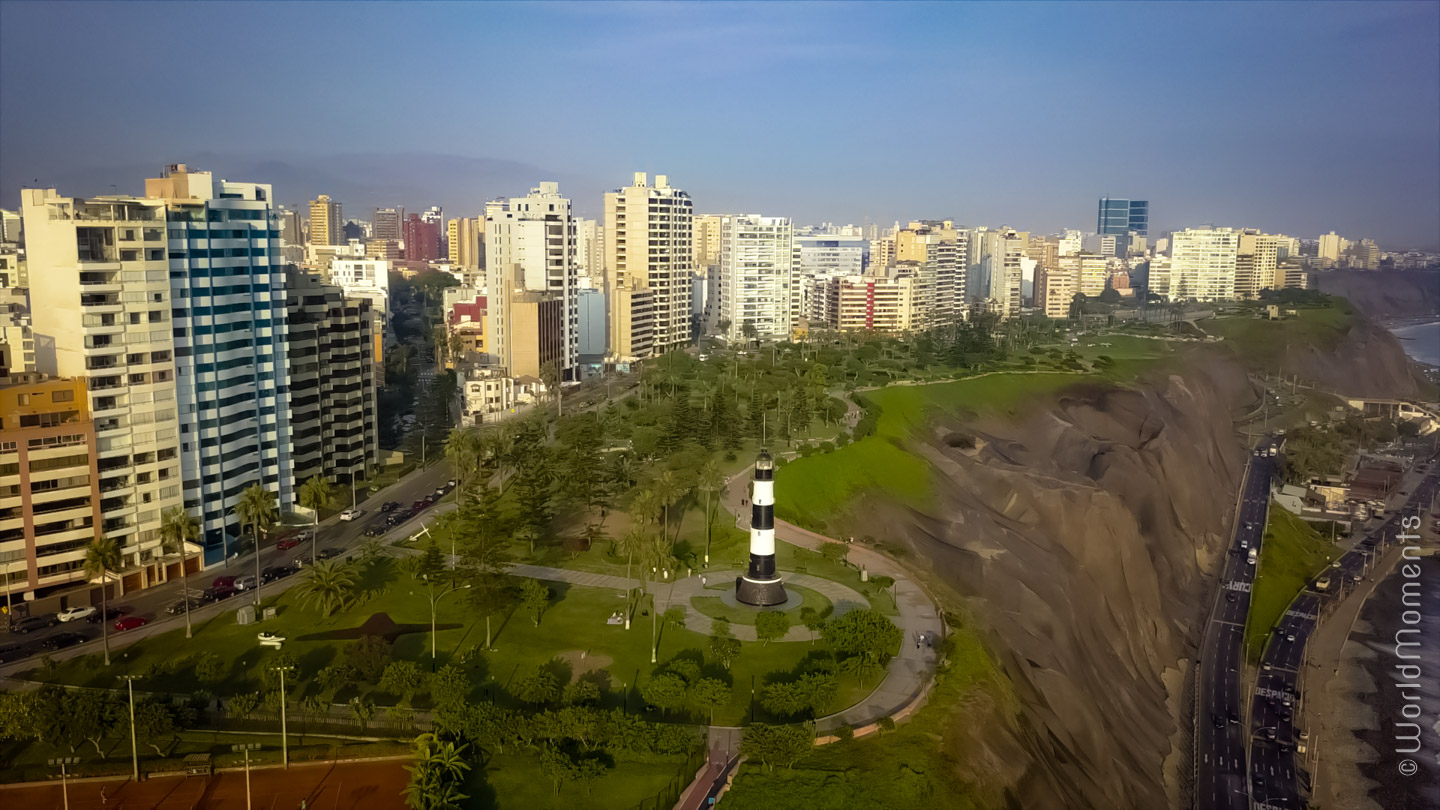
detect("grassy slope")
[691,583,832,626]
[471,751,689,810]
[1244,504,1341,662]
[1206,303,1355,368]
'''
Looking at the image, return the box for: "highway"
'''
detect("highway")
[1249,453,1440,809]
[0,460,454,669]
[1196,443,1275,810]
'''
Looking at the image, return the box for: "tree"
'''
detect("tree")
[226,692,261,721]
[316,665,357,697]
[820,542,849,567]
[349,696,376,731]
[639,672,688,718]
[131,700,180,757]
[798,606,825,645]
[519,578,551,626]
[540,360,563,418]
[754,610,791,645]
[381,660,424,701]
[870,575,896,607]
[697,458,724,564]
[740,723,813,771]
[297,474,337,564]
[429,665,471,710]
[296,558,359,617]
[67,690,122,756]
[347,636,394,683]
[562,679,601,706]
[538,744,581,795]
[689,677,731,724]
[160,506,201,639]
[512,667,560,707]
[708,632,741,670]
[444,428,484,494]
[236,483,278,607]
[404,733,470,810]
[83,535,123,666]
[822,608,902,665]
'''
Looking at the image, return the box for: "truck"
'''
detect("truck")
[1248,547,1258,565]
[1316,577,1331,592]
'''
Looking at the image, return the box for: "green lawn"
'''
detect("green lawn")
[1244,504,1342,662]
[690,583,833,627]
[20,554,881,726]
[1207,302,1355,370]
[472,751,692,810]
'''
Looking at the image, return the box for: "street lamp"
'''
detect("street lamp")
[120,675,141,781]
[231,743,261,809]
[422,574,470,670]
[49,757,80,810]
[271,665,294,767]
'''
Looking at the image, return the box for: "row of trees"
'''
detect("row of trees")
[0,685,194,759]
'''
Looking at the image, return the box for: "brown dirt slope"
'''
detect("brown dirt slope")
[1317,269,1440,320]
[840,326,1417,808]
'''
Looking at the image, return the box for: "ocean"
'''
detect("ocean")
[1351,554,1440,809]
[1389,321,1440,367]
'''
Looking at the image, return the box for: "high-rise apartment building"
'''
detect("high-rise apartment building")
[1235,231,1283,299]
[0,377,107,602]
[145,164,292,552]
[285,273,378,489]
[869,235,895,274]
[1058,229,1083,257]
[372,207,403,241]
[22,188,181,576]
[1349,239,1380,270]
[973,227,1026,319]
[365,240,402,261]
[1316,231,1347,268]
[574,218,601,286]
[717,214,793,342]
[1097,197,1148,237]
[486,182,579,379]
[308,195,343,247]
[604,173,694,360]
[692,215,723,273]
[328,259,391,320]
[824,275,915,333]
[1169,227,1239,302]
[0,209,21,244]
[893,223,965,328]
[403,214,442,263]
[447,217,483,270]
[1060,253,1109,298]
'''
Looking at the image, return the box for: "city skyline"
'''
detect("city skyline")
[2,2,1437,248]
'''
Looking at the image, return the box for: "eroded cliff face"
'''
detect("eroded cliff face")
[1279,315,1419,399]
[839,323,1419,809]
[1317,270,1440,321]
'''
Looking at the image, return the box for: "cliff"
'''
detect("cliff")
[830,322,1419,808]
[1317,269,1440,321]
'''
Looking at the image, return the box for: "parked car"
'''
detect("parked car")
[166,599,201,615]
[0,643,24,663]
[445,480,456,491]
[364,524,386,536]
[87,605,130,624]
[260,565,295,584]
[340,509,359,521]
[317,547,341,561]
[40,632,87,651]
[276,537,301,551]
[9,614,57,634]
[235,575,258,591]
[113,616,148,632]
[386,513,405,526]
[204,584,237,601]
[57,606,97,622]
[433,487,447,499]
[212,575,236,589]
[411,500,425,512]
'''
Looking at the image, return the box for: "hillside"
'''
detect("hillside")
[1316,269,1440,321]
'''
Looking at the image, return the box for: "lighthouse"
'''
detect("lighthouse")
[736,449,787,606]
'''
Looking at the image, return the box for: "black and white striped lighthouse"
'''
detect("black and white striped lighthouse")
[736,449,787,606]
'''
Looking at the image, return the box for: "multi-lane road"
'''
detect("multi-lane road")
[1249,454,1440,809]
[0,460,454,668]
[1197,443,1276,810]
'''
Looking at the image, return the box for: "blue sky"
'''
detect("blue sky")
[2,1,1437,247]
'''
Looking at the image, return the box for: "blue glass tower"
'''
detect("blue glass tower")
[1097,197,1148,237]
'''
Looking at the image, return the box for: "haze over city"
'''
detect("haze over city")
[2,0,1438,247]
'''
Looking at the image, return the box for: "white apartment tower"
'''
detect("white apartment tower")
[485,182,580,380]
[1169,227,1240,302]
[21,189,182,573]
[604,173,694,360]
[718,215,794,342]
[1235,231,1283,300]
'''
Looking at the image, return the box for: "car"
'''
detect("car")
[0,643,23,663]
[1227,710,1239,724]
[1228,547,1240,556]
[40,632,87,651]
[340,509,359,521]
[364,524,386,537]
[260,565,294,584]
[411,500,425,511]
[235,575,257,591]
[1279,708,1292,721]
[1226,592,1238,602]
[385,513,404,526]
[204,584,237,601]
[433,487,446,499]
[113,616,147,632]
[380,501,400,513]
[1264,727,1277,740]
[57,606,97,622]
[1240,539,1249,549]
[276,537,301,551]
[212,575,236,589]
[1285,632,1296,642]
[1212,713,1225,728]
[166,599,200,615]
[9,614,57,634]
[87,605,130,624]
[445,480,456,491]
[317,547,341,561]
[257,631,286,644]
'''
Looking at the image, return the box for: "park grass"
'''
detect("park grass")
[19,556,877,727]
[690,583,833,627]
[1207,301,1355,369]
[1243,504,1342,662]
[471,751,690,810]
[721,624,1005,810]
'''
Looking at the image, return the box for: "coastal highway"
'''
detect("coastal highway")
[1250,455,1440,809]
[1196,443,1275,810]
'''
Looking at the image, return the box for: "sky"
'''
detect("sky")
[2,1,1438,248]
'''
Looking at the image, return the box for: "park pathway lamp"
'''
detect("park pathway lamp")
[271,665,294,767]
[422,574,470,670]
[120,675,141,781]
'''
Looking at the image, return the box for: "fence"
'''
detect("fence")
[626,748,707,810]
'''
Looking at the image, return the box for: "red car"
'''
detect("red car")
[211,575,235,589]
[276,537,300,551]
[113,616,148,632]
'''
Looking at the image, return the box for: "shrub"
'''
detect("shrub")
[836,724,855,741]
[194,652,224,683]
[346,636,393,683]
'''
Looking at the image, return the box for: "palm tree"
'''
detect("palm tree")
[404,733,470,810]
[235,484,278,609]
[444,428,482,493]
[697,459,724,565]
[160,507,201,639]
[653,471,680,543]
[297,474,336,565]
[83,536,122,665]
[296,559,358,617]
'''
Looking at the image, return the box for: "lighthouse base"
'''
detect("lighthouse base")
[735,575,788,607]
